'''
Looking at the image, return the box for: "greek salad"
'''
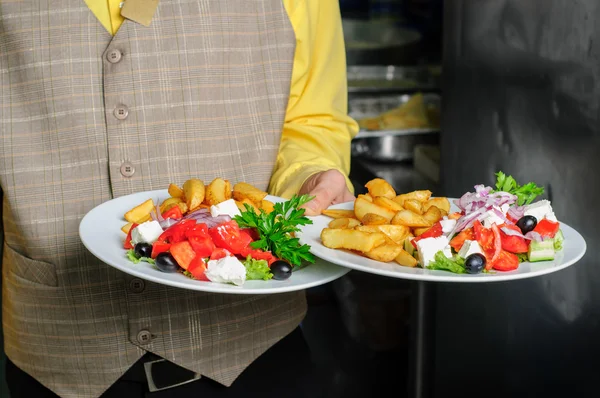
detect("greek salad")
[123,195,315,285]
[407,172,563,274]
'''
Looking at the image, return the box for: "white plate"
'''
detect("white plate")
[297,200,587,283]
[79,190,349,294]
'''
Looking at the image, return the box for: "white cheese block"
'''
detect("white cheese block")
[458,240,484,259]
[416,236,452,267]
[130,220,164,246]
[210,199,241,218]
[205,256,247,286]
[524,199,557,222]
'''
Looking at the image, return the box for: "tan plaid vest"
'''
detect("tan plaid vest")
[0,1,306,397]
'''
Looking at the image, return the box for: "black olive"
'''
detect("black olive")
[516,215,537,234]
[270,260,292,280]
[134,242,152,258]
[465,253,486,274]
[155,252,179,273]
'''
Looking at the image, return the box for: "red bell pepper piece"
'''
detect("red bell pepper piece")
[533,219,560,238]
[124,223,139,250]
[411,222,443,248]
[151,241,171,259]
[162,205,183,220]
[187,256,210,281]
[490,224,503,264]
[240,247,277,265]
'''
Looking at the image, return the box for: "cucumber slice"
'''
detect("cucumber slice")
[528,239,555,262]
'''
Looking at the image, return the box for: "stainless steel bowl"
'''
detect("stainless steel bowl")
[352,131,439,163]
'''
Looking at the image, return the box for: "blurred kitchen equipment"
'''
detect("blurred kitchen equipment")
[413,144,440,183]
[349,93,440,162]
[343,19,422,65]
[347,65,437,93]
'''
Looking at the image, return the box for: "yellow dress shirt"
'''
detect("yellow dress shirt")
[84,0,359,198]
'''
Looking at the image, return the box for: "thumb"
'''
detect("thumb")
[302,188,335,216]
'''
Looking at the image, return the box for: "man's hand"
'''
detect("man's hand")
[298,169,354,216]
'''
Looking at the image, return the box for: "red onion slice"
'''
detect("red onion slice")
[183,207,210,219]
[524,231,543,242]
[507,205,525,220]
[500,227,544,242]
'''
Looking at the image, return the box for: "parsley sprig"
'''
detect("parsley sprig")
[234,194,315,268]
[491,171,545,206]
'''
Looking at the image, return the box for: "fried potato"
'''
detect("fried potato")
[391,210,432,228]
[362,213,389,226]
[413,226,432,237]
[423,205,442,225]
[364,243,404,262]
[232,182,268,203]
[328,217,361,229]
[373,196,404,212]
[239,198,259,213]
[160,197,183,213]
[424,197,451,213]
[259,199,275,214]
[395,249,418,267]
[439,209,448,218]
[321,228,387,252]
[355,224,410,245]
[205,178,232,206]
[365,178,396,199]
[168,183,184,199]
[393,190,433,206]
[354,197,396,223]
[404,199,424,215]
[183,179,205,211]
[322,209,356,219]
[121,222,133,234]
[357,193,373,202]
[124,199,155,223]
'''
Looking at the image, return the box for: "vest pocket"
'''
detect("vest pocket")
[2,242,58,288]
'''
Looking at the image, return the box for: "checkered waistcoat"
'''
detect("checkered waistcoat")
[0,1,306,397]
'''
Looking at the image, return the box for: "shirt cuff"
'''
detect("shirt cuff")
[269,162,355,199]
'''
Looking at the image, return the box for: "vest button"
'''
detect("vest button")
[107,49,122,64]
[120,162,135,178]
[129,278,145,293]
[137,330,153,345]
[114,105,129,120]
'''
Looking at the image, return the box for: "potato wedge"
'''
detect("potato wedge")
[321,228,387,252]
[259,199,275,214]
[373,196,404,212]
[168,183,184,199]
[413,226,432,237]
[160,197,183,213]
[328,217,361,229]
[124,198,155,223]
[439,209,448,218]
[362,213,389,226]
[395,249,418,267]
[423,197,451,213]
[423,205,442,225]
[240,198,259,213]
[205,178,232,206]
[365,178,396,199]
[121,222,133,234]
[393,190,433,206]
[357,193,373,202]
[404,199,424,215]
[364,243,404,262]
[183,179,205,211]
[232,182,268,203]
[391,210,432,227]
[322,209,357,219]
[354,197,396,223]
[355,224,410,245]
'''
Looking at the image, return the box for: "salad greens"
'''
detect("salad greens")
[126,249,155,265]
[491,171,545,206]
[242,256,273,281]
[427,251,466,274]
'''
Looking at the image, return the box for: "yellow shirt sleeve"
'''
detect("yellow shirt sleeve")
[269,0,360,198]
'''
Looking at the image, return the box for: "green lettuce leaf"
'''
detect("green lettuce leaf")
[243,256,273,281]
[126,249,155,265]
[426,251,466,274]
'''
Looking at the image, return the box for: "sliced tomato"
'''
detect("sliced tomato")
[169,241,196,270]
[188,256,209,281]
[411,222,443,248]
[490,224,503,263]
[241,247,277,265]
[124,223,139,250]
[158,219,196,244]
[533,219,560,238]
[449,228,474,251]
[473,220,496,269]
[208,220,248,254]
[210,248,231,261]
[162,205,183,220]
[499,224,528,253]
[491,250,519,271]
[185,224,216,257]
[151,240,171,259]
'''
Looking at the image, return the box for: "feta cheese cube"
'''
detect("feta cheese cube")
[483,206,507,228]
[210,199,241,218]
[440,217,457,234]
[458,240,484,259]
[524,199,557,222]
[416,236,452,267]
[130,220,163,246]
[205,256,247,286]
